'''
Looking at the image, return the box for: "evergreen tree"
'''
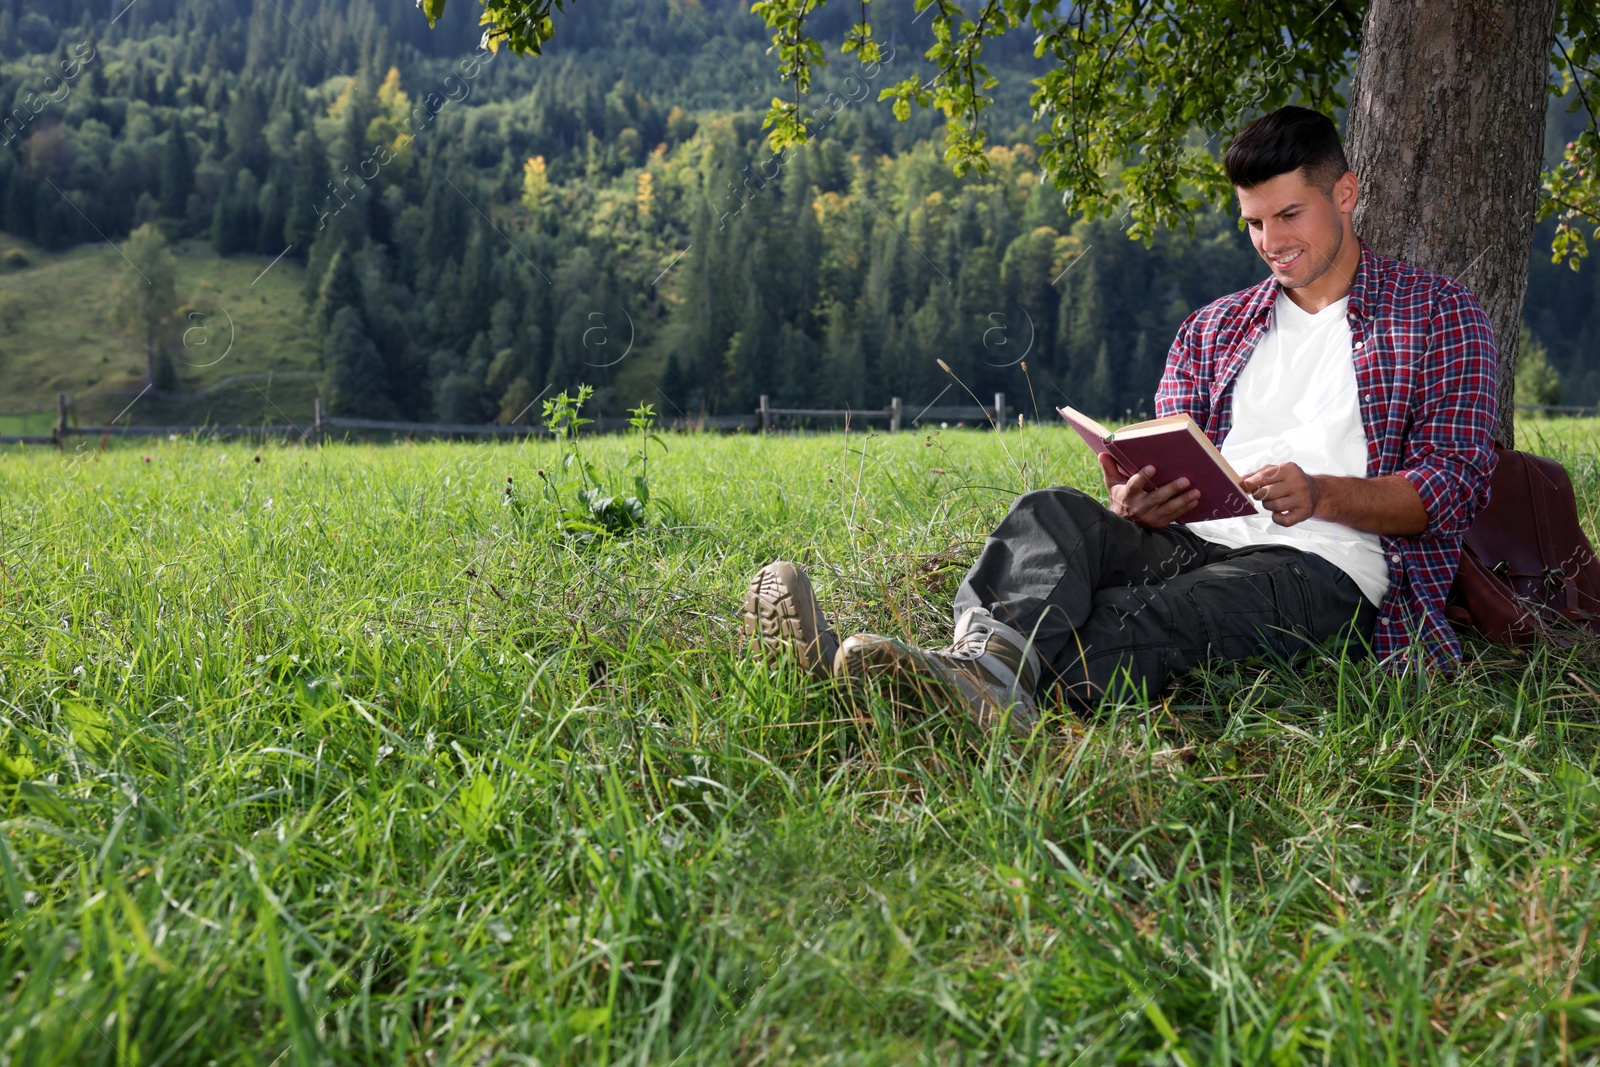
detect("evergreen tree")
[448,225,496,349]
[283,124,329,254]
[158,116,192,222]
[210,169,259,255]
[659,351,689,413]
[1084,341,1114,417]
[226,84,270,176]
[313,243,365,340]
[430,334,489,424]
[324,305,394,417]
[256,180,285,254]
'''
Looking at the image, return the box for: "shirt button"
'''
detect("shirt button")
[1390,553,1401,563]
[1354,341,1364,349]
[1363,394,1371,402]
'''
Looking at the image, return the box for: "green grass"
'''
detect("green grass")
[0,411,55,436]
[2,420,1600,1065]
[0,235,320,427]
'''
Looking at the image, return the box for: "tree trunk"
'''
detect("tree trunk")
[1345,0,1558,447]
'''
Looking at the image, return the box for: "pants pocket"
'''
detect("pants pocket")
[1183,560,1314,662]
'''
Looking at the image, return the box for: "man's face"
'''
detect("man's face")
[1235,168,1356,291]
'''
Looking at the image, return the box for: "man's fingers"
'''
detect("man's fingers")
[1156,491,1200,521]
[1241,464,1289,494]
[1119,467,1201,528]
[1143,477,1193,509]
[1258,486,1308,515]
[1099,452,1128,489]
[1135,488,1198,526]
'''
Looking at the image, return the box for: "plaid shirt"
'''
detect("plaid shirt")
[1156,238,1499,671]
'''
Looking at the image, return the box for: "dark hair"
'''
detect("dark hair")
[1224,106,1350,193]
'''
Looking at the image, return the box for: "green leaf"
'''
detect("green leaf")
[567,1004,610,1035]
[0,752,38,783]
[453,774,496,839]
[62,699,110,755]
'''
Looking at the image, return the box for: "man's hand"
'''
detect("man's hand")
[1101,453,1200,529]
[1240,463,1431,536]
[1240,462,1319,527]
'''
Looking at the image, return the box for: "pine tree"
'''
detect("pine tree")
[448,225,495,349]
[1085,341,1114,417]
[210,182,234,254]
[324,305,394,418]
[430,334,490,424]
[158,116,192,222]
[659,351,689,413]
[283,125,329,255]
[256,180,284,254]
[210,169,259,256]
[313,243,364,340]
[226,84,270,176]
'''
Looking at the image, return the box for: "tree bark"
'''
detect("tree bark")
[1345,0,1558,447]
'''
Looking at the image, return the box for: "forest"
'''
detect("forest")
[0,0,1594,423]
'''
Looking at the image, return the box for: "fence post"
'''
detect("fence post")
[53,392,67,446]
[313,397,326,446]
[994,392,1006,431]
[758,394,769,434]
[890,396,902,434]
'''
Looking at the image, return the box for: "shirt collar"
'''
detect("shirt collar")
[1245,236,1376,325]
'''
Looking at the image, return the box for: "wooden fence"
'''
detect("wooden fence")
[0,392,1013,446]
[5,389,1590,447]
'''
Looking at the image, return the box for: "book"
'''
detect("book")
[1056,405,1258,521]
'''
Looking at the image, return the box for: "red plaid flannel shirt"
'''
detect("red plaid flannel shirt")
[1156,239,1499,671]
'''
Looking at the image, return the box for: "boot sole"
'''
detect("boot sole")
[743,561,838,681]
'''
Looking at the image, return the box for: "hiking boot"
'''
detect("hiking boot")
[743,560,841,681]
[834,607,1043,736]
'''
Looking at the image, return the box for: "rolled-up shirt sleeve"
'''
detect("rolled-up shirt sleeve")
[1394,286,1499,539]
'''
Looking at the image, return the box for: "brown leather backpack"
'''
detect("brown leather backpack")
[1445,446,1600,645]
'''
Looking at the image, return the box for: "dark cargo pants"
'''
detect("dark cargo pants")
[952,487,1377,707]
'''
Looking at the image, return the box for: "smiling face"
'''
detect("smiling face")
[1235,167,1361,311]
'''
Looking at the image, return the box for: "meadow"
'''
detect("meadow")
[0,236,320,428]
[2,419,1600,1065]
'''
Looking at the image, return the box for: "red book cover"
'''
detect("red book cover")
[1057,406,1257,521]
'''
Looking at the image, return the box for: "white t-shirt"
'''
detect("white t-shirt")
[1182,290,1390,606]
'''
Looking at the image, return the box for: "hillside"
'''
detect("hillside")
[0,0,1596,423]
[0,233,319,428]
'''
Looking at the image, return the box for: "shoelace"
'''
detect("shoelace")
[945,620,1039,696]
[942,622,995,661]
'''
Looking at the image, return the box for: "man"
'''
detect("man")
[743,107,1499,730]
